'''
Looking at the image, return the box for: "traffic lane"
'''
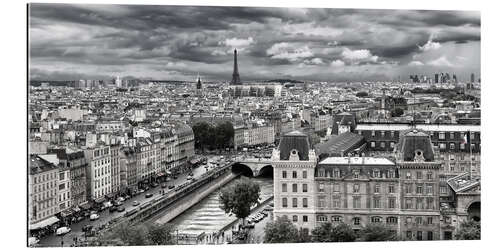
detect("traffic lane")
[38,162,222,247]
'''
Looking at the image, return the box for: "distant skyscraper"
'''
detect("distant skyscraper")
[231,49,242,85]
[471,73,475,83]
[434,74,439,84]
[453,74,457,83]
[116,76,122,88]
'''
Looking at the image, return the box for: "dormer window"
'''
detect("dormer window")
[388,170,395,178]
[373,169,380,178]
[334,169,340,178]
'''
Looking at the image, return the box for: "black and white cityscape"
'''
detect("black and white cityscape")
[28,3,481,247]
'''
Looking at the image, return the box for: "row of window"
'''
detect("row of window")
[406,231,434,240]
[36,198,55,210]
[93,147,110,158]
[404,171,434,180]
[33,208,57,221]
[33,190,56,201]
[364,130,478,142]
[315,215,399,224]
[318,196,397,209]
[435,131,477,140]
[317,168,397,179]
[282,183,308,193]
[436,142,477,151]
[33,171,57,184]
[282,197,308,208]
[404,197,435,210]
[404,183,434,194]
[33,180,56,193]
[370,141,395,149]
[282,170,308,179]
[94,176,111,189]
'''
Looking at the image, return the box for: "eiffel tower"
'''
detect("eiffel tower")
[231,49,242,85]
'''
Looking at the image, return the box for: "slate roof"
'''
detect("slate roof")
[315,132,365,156]
[396,129,435,162]
[30,155,58,175]
[278,130,311,161]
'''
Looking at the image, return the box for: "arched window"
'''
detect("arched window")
[371,216,383,223]
[386,217,398,224]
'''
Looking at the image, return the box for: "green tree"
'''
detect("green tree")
[264,216,299,243]
[391,107,404,117]
[146,223,176,245]
[219,177,260,223]
[311,222,357,242]
[455,220,481,240]
[356,91,369,98]
[110,222,149,246]
[360,223,398,241]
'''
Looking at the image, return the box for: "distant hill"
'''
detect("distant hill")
[264,79,304,84]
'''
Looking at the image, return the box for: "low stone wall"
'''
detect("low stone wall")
[150,172,239,224]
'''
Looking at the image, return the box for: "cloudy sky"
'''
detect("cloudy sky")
[29,4,480,82]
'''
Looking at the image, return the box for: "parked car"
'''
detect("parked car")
[109,206,117,212]
[168,185,175,189]
[90,213,100,221]
[138,189,145,194]
[151,182,159,188]
[56,227,71,236]
[145,193,153,198]
[116,206,125,212]
[117,197,125,202]
[124,195,131,200]
[132,201,140,206]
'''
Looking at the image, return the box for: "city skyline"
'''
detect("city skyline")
[29,4,480,82]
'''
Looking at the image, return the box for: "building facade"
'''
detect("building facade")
[271,129,444,240]
[29,155,60,229]
[84,144,112,202]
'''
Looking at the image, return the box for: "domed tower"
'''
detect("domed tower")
[272,130,317,233]
[395,129,442,241]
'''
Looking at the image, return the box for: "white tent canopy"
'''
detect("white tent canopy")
[29,216,59,230]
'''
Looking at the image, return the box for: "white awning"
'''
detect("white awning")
[29,216,59,230]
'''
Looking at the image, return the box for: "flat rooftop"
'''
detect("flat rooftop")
[356,123,480,132]
[319,156,395,166]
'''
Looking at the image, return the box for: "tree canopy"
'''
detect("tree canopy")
[103,222,176,246]
[192,121,234,151]
[219,177,261,220]
[264,216,299,243]
[360,223,398,241]
[455,220,481,240]
[311,222,357,242]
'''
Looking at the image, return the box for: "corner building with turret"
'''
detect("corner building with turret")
[272,129,443,240]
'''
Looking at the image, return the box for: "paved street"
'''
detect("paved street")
[37,157,221,247]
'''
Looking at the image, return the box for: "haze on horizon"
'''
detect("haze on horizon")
[29,4,480,82]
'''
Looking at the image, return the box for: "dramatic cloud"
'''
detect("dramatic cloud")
[341,48,379,64]
[427,56,454,67]
[222,37,255,48]
[418,37,442,51]
[29,4,480,81]
[408,61,424,66]
[331,59,345,67]
[266,42,314,62]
